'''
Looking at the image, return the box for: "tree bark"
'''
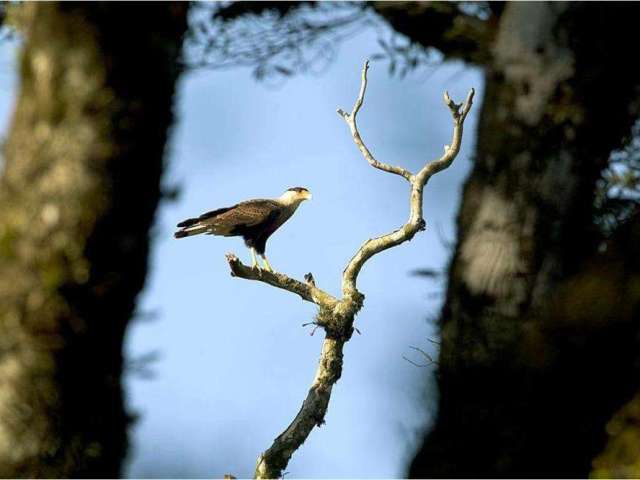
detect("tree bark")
[408,2,640,477]
[0,3,187,477]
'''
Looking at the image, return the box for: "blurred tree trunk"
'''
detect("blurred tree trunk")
[0,3,187,477]
[401,3,640,477]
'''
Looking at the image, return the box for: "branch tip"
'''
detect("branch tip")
[304,272,316,287]
[443,90,453,107]
[461,88,475,120]
[467,87,476,101]
[443,88,475,122]
[337,60,413,183]
[443,90,460,115]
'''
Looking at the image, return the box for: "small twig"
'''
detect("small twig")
[337,60,413,182]
[435,221,454,251]
[403,346,439,367]
[410,345,435,363]
[402,355,430,368]
[301,321,322,336]
[125,350,161,380]
[410,267,441,279]
[304,272,316,287]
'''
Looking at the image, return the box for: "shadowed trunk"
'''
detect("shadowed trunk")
[408,3,640,477]
[0,3,187,477]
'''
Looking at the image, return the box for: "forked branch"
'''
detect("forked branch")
[340,61,474,295]
[337,60,413,181]
[226,60,474,479]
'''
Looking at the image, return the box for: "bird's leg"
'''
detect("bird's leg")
[250,248,261,271]
[260,254,274,273]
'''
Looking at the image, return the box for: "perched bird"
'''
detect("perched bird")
[174,187,312,272]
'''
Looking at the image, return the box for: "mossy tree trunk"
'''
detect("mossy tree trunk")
[404,3,640,477]
[0,3,187,477]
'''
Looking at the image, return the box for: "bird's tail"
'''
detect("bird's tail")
[174,219,208,239]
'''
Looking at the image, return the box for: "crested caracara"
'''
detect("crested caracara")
[174,187,312,271]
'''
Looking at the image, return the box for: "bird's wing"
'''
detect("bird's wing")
[198,206,233,221]
[219,199,280,225]
[200,199,282,234]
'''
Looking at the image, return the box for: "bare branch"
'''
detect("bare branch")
[303,272,316,286]
[225,254,337,307]
[402,355,430,368]
[417,88,474,180]
[337,60,414,181]
[255,336,344,479]
[340,63,474,295]
[403,345,439,367]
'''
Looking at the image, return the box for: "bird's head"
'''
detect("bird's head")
[279,187,312,205]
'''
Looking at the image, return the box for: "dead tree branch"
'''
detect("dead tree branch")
[340,61,474,296]
[225,60,474,479]
[226,253,337,307]
[402,345,439,368]
[337,61,413,181]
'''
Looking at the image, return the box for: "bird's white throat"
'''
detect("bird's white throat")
[278,190,311,206]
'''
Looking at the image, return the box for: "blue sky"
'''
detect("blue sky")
[0,24,481,479]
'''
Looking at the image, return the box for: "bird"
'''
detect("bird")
[174,187,312,272]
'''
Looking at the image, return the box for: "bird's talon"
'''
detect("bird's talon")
[260,256,274,273]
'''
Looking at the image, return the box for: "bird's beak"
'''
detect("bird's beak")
[305,191,312,200]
